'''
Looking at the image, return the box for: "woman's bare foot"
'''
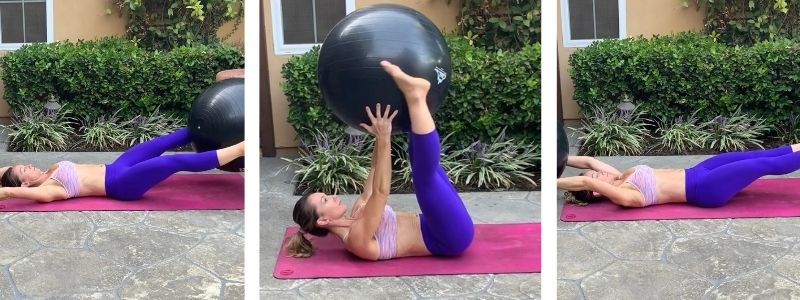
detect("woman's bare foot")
[380,61,431,103]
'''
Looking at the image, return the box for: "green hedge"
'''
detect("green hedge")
[0,37,244,121]
[283,35,541,147]
[569,33,800,127]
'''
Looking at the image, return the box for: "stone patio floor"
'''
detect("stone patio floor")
[260,158,541,299]
[0,125,243,299]
[558,127,800,299]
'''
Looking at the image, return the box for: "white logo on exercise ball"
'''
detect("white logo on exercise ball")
[435,67,447,84]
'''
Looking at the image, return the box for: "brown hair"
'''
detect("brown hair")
[285,193,330,257]
[563,190,599,206]
[0,167,21,187]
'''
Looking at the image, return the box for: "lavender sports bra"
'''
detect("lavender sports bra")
[375,205,398,260]
[50,161,80,198]
[624,165,658,206]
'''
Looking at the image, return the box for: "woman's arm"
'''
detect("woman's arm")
[351,148,378,219]
[567,156,622,176]
[348,104,397,247]
[557,176,643,207]
[0,186,68,202]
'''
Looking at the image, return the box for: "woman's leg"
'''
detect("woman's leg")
[110,128,192,167]
[690,150,800,207]
[382,61,473,256]
[692,145,793,171]
[107,142,244,200]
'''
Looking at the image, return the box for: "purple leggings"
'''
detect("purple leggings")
[410,130,474,256]
[104,128,220,200]
[685,145,800,207]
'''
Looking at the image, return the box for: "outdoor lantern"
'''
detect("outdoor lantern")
[617,94,635,118]
[44,95,62,119]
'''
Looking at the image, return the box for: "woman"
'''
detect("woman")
[286,61,474,260]
[558,144,800,208]
[0,127,244,202]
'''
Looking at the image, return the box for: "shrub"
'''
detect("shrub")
[124,109,185,146]
[391,133,459,189]
[573,106,650,156]
[282,130,371,195]
[447,132,539,190]
[80,113,131,151]
[569,33,800,130]
[655,112,709,153]
[283,35,540,148]
[458,0,540,51]
[0,37,244,123]
[4,105,74,152]
[703,109,770,152]
[776,113,800,144]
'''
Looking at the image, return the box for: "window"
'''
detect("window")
[561,0,626,47]
[271,0,355,55]
[0,0,53,50]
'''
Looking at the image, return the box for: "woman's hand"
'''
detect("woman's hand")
[0,188,7,199]
[359,103,398,138]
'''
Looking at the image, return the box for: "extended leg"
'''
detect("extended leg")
[107,142,244,200]
[111,127,192,167]
[383,60,473,256]
[691,150,800,207]
[693,145,793,171]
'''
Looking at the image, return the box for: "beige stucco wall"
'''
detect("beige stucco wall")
[265,0,462,149]
[558,0,705,119]
[0,0,244,117]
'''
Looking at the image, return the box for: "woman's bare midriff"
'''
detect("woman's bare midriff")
[394,211,432,257]
[619,167,687,205]
[40,163,107,197]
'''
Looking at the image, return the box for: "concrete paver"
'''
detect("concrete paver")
[260,158,541,299]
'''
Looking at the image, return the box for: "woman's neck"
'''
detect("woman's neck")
[325,217,356,240]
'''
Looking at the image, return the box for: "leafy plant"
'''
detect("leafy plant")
[113,0,243,50]
[655,112,710,152]
[80,114,132,151]
[776,112,800,143]
[703,109,771,152]
[391,133,459,189]
[125,109,185,146]
[574,106,651,156]
[458,0,540,51]
[282,129,371,195]
[447,130,539,190]
[3,105,74,152]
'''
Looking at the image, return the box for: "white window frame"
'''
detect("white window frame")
[271,0,355,55]
[0,0,54,50]
[561,0,626,48]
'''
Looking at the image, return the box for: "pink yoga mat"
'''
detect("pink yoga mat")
[273,222,540,279]
[0,174,243,212]
[562,178,800,221]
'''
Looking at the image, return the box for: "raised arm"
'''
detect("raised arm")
[0,186,68,203]
[566,156,622,176]
[557,176,643,207]
[347,104,398,247]
[351,148,377,219]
